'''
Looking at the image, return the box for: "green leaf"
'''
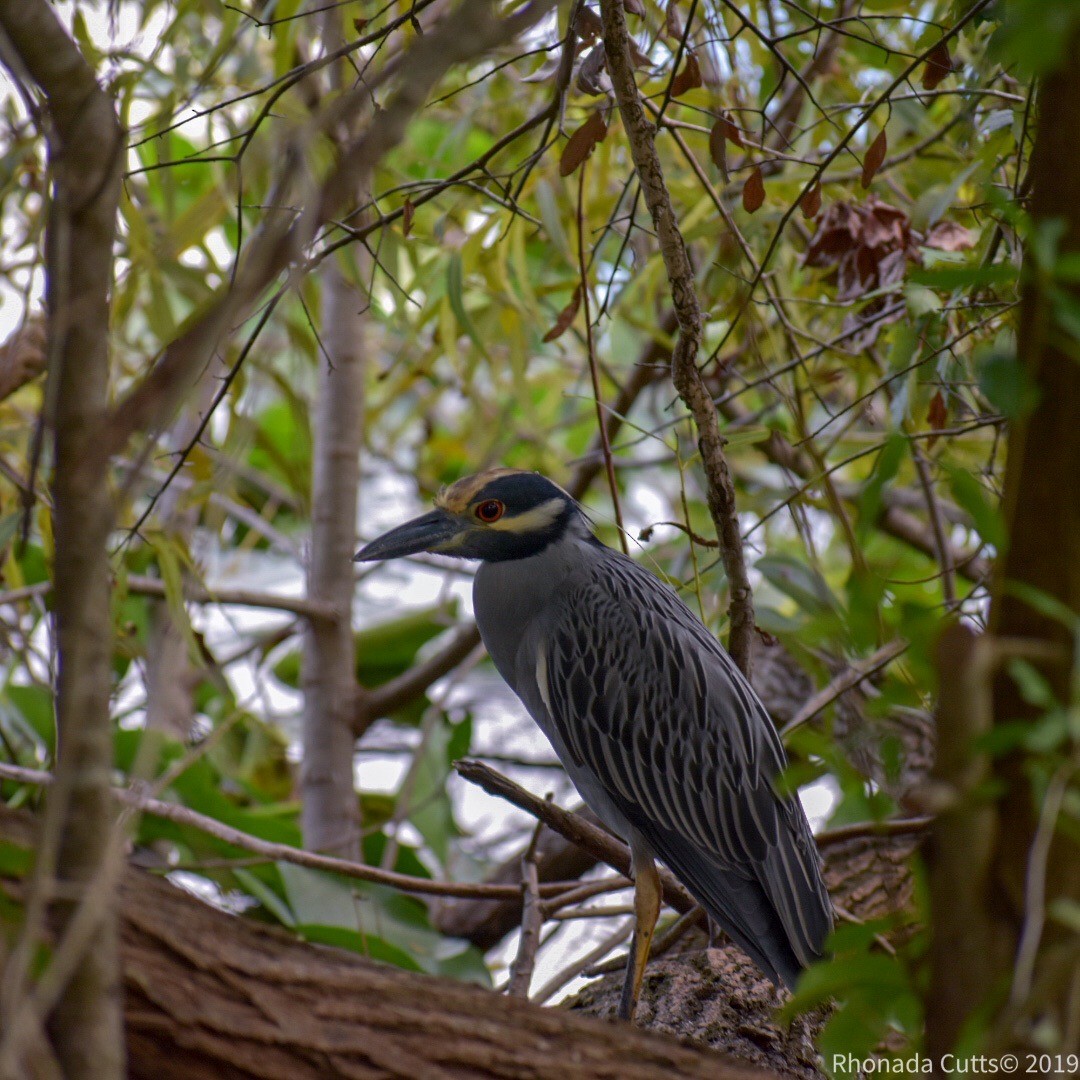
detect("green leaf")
[296,924,424,972]
[903,283,943,317]
[909,264,1017,290]
[446,254,490,360]
[273,603,458,695]
[0,838,32,878]
[756,554,841,616]
[234,867,296,928]
[978,344,1040,420]
[944,465,1005,550]
[857,433,907,535]
[5,685,55,759]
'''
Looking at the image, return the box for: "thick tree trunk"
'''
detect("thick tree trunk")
[983,26,1080,1051]
[0,808,778,1080]
[0,4,125,1077]
[925,29,1080,1062]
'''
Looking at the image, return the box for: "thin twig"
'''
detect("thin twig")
[599,0,756,676]
[781,638,909,736]
[454,758,695,914]
[577,163,627,553]
[0,762,575,903]
[507,817,546,998]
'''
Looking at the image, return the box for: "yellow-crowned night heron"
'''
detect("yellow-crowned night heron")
[356,468,832,1020]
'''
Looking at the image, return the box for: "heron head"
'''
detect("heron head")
[354,468,582,564]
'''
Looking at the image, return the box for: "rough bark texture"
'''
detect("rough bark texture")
[924,625,998,1061]
[570,831,921,1080]
[0,3,125,1076]
[985,26,1080,1050]
[0,808,781,1080]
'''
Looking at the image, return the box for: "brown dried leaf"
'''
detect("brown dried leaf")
[922,41,952,91]
[708,118,728,180]
[924,220,976,252]
[800,180,822,220]
[718,110,744,148]
[742,166,765,214]
[542,285,583,343]
[628,36,652,69]
[861,128,887,189]
[522,57,562,83]
[352,16,368,32]
[559,110,608,177]
[622,0,646,16]
[665,0,684,42]
[576,6,603,42]
[577,45,608,96]
[928,389,947,433]
[697,48,722,87]
[671,51,703,97]
[402,197,415,237]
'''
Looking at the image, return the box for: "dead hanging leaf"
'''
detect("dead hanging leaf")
[628,36,653,69]
[671,52,702,97]
[542,285,583,343]
[577,45,608,96]
[708,118,728,180]
[352,16,368,33]
[927,390,948,448]
[861,128,888,189]
[742,166,765,214]
[402,197,415,237]
[697,48,722,87]
[924,220,975,251]
[576,6,603,42]
[800,181,822,220]
[665,0,684,42]
[718,110,744,148]
[803,195,919,349]
[922,41,952,90]
[622,0,646,16]
[559,110,608,177]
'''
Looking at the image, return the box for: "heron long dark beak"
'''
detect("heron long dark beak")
[353,509,461,562]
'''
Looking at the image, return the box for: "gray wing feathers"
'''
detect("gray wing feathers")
[526,551,832,984]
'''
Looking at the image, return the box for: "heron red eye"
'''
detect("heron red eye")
[476,499,504,523]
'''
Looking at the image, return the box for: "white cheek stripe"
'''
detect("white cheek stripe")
[489,497,565,534]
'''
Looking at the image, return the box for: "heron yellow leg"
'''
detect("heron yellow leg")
[618,846,661,1022]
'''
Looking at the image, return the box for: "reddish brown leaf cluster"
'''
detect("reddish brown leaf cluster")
[803,195,975,346]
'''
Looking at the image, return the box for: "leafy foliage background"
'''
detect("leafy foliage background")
[1,0,1076,1070]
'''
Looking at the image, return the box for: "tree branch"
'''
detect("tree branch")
[599,0,756,676]
[0,805,786,1080]
[0,762,572,903]
[0,2,125,1075]
[98,0,559,468]
[455,758,696,915]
